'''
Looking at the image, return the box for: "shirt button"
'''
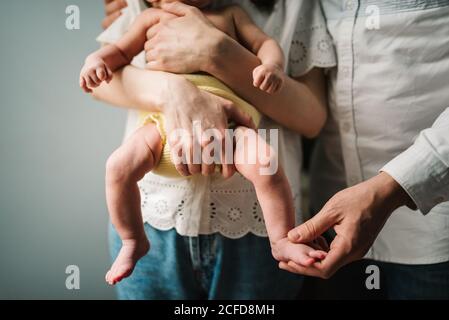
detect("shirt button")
[342,122,352,133]
[341,66,350,78]
[345,0,355,11]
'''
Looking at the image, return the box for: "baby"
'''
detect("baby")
[80,0,327,285]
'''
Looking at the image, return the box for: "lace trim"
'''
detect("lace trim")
[288,24,337,77]
[139,173,302,239]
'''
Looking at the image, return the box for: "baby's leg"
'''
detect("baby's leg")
[105,123,163,285]
[233,126,325,264]
[234,126,294,243]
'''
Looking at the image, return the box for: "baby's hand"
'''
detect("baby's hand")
[79,55,113,93]
[252,63,285,94]
[271,238,327,267]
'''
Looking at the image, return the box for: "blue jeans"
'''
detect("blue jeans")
[377,260,449,300]
[109,223,303,300]
[306,259,449,300]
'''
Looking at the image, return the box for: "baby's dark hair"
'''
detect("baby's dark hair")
[144,1,277,11]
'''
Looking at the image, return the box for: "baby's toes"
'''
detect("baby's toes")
[96,67,106,81]
[308,250,328,260]
[80,77,91,93]
[286,248,315,267]
[89,72,101,85]
[85,75,96,89]
[105,270,112,284]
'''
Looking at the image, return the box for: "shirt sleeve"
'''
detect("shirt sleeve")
[381,108,449,214]
[287,0,336,78]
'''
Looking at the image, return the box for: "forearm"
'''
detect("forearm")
[381,108,449,214]
[207,36,327,137]
[257,39,285,69]
[91,65,183,112]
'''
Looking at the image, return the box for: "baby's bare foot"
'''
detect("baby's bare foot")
[105,237,150,285]
[272,238,327,266]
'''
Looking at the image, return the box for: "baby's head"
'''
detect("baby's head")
[147,0,212,9]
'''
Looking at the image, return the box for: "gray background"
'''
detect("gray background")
[0,0,126,299]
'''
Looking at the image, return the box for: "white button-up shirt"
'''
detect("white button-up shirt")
[312,0,449,264]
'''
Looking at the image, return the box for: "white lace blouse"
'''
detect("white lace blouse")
[98,0,336,238]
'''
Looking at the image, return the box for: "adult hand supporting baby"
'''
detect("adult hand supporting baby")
[280,172,415,279]
[144,2,224,74]
[161,76,254,178]
[141,1,254,177]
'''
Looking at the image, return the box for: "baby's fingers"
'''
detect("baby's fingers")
[271,78,283,94]
[259,76,272,92]
[266,82,278,95]
[253,72,265,88]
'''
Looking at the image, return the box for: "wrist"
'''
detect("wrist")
[203,31,232,75]
[161,75,198,112]
[373,172,415,213]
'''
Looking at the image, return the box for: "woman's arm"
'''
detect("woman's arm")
[145,2,328,137]
[209,39,327,138]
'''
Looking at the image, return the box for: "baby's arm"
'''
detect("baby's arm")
[230,5,285,94]
[80,8,167,93]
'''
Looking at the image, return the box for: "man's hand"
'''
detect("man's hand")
[102,0,128,29]
[144,2,224,74]
[280,172,414,279]
[162,77,255,178]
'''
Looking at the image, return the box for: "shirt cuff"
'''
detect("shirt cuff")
[381,138,448,214]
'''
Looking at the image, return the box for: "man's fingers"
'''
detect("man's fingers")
[310,242,349,279]
[201,138,216,176]
[223,103,255,129]
[279,261,300,274]
[145,18,162,40]
[185,140,201,175]
[220,130,235,179]
[169,139,190,177]
[288,209,338,243]
[286,261,322,277]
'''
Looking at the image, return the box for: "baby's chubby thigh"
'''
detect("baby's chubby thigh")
[106,123,164,185]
